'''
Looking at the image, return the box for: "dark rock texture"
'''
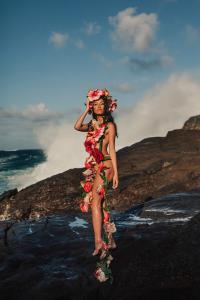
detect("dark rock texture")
[1,115,200,220]
[183,114,200,130]
[0,191,200,300]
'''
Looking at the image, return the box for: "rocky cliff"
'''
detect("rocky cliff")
[1,115,200,221]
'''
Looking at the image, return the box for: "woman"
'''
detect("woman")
[74,88,119,283]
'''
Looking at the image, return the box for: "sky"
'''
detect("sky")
[1,0,200,186]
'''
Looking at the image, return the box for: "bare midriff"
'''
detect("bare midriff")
[94,127,114,181]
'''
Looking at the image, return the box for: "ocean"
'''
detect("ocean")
[0,149,46,195]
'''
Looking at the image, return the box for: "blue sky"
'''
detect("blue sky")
[1,0,200,150]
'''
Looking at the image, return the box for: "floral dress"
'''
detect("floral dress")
[79,116,117,284]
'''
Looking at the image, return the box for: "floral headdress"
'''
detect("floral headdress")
[86,88,117,112]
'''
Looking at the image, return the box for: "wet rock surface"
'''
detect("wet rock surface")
[0,115,200,299]
[0,191,200,300]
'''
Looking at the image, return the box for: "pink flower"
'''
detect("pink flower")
[93,125,106,140]
[79,200,88,213]
[86,89,118,112]
[84,156,94,169]
[94,128,102,138]
[103,211,110,223]
[108,100,117,112]
[87,89,105,101]
[89,102,93,110]
[98,186,106,199]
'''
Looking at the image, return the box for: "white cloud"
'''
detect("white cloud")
[82,21,101,35]
[0,103,63,121]
[92,52,113,68]
[185,24,200,45]
[23,103,48,116]
[113,82,136,93]
[73,38,85,49]
[49,31,69,47]
[108,7,159,52]
[160,54,174,66]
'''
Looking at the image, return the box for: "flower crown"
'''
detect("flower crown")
[86,88,117,112]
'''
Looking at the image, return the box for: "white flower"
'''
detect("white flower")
[96,184,103,193]
[100,249,107,260]
[103,221,117,233]
[95,267,109,282]
[82,169,93,176]
[83,193,90,204]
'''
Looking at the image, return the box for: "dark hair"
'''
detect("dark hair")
[88,96,118,138]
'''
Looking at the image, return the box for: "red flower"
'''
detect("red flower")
[84,139,94,154]
[83,181,92,192]
[92,147,104,163]
[85,161,92,169]
[103,211,110,223]
[98,186,106,199]
[80,201,89,213]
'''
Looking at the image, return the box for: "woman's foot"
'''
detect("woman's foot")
[92,239,103,256]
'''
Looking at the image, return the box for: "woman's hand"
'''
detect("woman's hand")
[112,173,119,189]
[84,98,91,112]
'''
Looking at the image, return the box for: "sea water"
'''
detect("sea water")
[0,149,46,195]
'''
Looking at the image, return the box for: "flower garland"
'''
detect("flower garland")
[86,88,117,112]
[79,116,117,284]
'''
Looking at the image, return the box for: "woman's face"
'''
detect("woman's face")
[92,98,105,114]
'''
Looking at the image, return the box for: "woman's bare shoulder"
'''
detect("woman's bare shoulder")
[107,122,116,136]
[107,122,115,129]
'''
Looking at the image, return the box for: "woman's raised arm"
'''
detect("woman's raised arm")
[74,98,90,132]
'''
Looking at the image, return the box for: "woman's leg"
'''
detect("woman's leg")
[91,164,114,254]
[91,171,104,250]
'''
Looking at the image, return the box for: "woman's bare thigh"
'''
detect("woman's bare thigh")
[102,159,114,182]
[94,159,114,183]
[91,161,114,211]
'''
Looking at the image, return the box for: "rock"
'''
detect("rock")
[182,114,200,130]
[139,190,200,221]
[0,188,18,202]
[0,191,200,299]
[1,115,200,221]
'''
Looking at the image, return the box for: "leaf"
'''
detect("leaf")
[104,156,111,161]
[100,173,105,181]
